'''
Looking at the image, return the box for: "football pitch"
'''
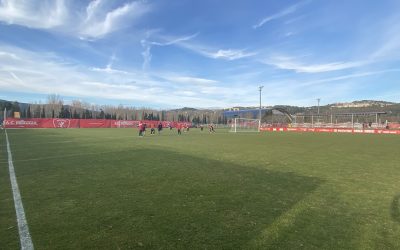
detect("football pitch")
[1,128,400,249]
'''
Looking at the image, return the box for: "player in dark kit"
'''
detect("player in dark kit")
[157,122,163,134]
[209,124,215,133]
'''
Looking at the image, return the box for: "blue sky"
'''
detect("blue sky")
[0,0,399,108]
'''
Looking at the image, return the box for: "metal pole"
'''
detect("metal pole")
[3,108,6,127]
[317,98,320,123]
[312,115,314,127]
[259,86,264,129]
[234,118,237,133]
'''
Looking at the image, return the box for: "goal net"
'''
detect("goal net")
[230,118,260,133]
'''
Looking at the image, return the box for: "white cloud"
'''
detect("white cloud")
[174,90,197,97]
[179,42,257,61]
[369,18,400,61]
[165,76,218,85]
[298,69,400,87]
[141,33,198,69]
[143,32,256,63]
[150,33,199,47]
[90,66,128,74]
[0,0,151,39]
[0,0,68,29]
[0,45,247,108]
[90,54,129,74]
[79,1,151,39]
[141,39,152,70]
[0,51,20,60]
[264,56,367,73]
[253,0,310,29]
[206,49,257,60]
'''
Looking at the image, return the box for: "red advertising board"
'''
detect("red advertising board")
[44,119,80,128]
[389,123,400,129]
[4,118,79,128]
[4,118,193,129]
[260,127,400,135]
[79,119,111,128]
[4,118,42,128]
[110,120,140,128]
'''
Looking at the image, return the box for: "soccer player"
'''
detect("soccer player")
[138,122,144,136]
[209,124,215,133]
[177,123,182,135]
[157,122,163,134]
[150,123,156,135]
[143,123,147,136]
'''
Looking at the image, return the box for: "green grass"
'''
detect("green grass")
[1,128,400,249]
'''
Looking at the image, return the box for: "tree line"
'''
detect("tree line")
[0,95,228,125]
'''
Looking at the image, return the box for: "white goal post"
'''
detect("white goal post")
[230,118,260,133]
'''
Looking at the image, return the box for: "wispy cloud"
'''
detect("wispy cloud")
[90,54,129,74]
[298,69,400,87]
[369,17,400,61]
[141,31,256,65]
[203,49,257,60]
[79,1,151,39]
[8,71,26,85]
[164,76,218,85]
[253,0,310,29]
[0,0,151,39]
[0,45,247,108]
[0,0,68,29]
[178,41,257,61]
[264,56,367,73]
[141,33,198,70]
[90,66,128,74]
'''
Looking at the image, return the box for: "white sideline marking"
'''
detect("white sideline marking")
[5,130,34,250]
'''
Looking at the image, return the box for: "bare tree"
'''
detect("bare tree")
[47,94,63,118]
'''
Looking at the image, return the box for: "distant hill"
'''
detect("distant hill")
[1,99,399,122]
[330,100,396,108]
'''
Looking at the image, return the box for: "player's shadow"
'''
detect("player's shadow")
[391,194,400,223]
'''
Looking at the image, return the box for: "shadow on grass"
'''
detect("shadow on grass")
[391,194,400,223]
[22,148,322,249]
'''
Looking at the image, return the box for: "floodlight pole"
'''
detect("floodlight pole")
[259,86,264,130]
[317,98,320,123]
[3,108,6,127]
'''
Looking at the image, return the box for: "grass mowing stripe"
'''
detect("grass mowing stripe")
[0,148,135,163]
[5,130,34,250]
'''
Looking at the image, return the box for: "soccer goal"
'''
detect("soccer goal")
[230,118,260,133]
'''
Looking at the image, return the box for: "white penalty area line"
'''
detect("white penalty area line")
[5,130,34,250]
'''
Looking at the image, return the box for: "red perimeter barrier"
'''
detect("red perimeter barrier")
[389,123,400,129]
[260,127,400,135]
[4,118,192,129]
[4,118,79,128]
[110,120,140,128]
[79,119,111,128]
[45,119,80,128]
